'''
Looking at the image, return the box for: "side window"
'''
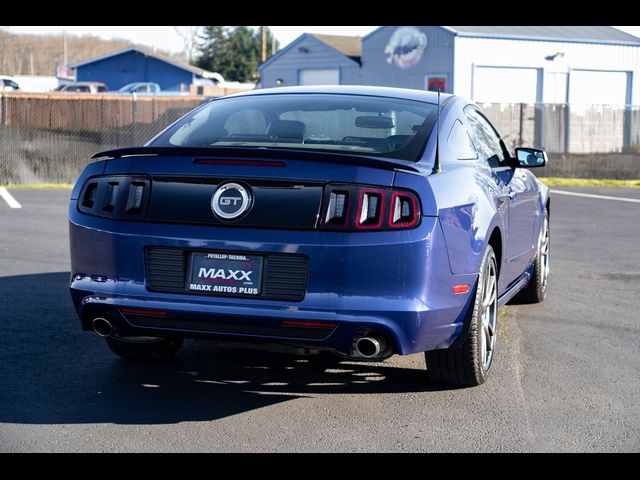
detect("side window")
[97,86,107,92]
[465,108,505,168]
[448,120,478,160]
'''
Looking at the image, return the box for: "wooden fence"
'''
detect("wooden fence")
[0,93,205,131]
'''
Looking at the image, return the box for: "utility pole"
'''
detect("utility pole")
[260,26,267,63]
[63,28,68,67]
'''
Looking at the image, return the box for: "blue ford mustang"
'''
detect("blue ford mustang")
[69,86,550,387]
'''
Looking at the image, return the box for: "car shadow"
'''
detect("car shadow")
[0,272,454,426]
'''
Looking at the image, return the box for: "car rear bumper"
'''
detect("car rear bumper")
[69,208,477,355]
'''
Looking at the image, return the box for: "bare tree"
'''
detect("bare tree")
[173,26,201,63]
[0,30,180,76]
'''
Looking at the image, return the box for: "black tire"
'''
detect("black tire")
[513,208,550,304]
[425,245,498,387]
[105,336,184,361]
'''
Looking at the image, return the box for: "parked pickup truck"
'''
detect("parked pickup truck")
[114,82,188,96]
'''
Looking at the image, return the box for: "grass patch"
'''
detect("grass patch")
[540,177,640,188]
[0,183,73,189]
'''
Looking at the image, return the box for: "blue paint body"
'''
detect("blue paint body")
[69,86,549,357]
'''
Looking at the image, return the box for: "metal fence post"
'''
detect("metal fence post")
[623,104,632,149]
[132,93,137,145]
[564,103,571,153]
[518,103,524,147]
[534,103,543,150]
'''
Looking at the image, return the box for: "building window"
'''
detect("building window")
[426,76,447,93]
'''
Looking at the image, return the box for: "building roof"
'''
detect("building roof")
[68,47,224,82]
[308,34,361,59]
[442,26,640,45]
[258,33,362,71]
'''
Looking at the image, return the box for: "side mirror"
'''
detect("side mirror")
[515,148,547,168]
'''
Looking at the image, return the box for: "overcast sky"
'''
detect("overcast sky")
[5,26,640,54]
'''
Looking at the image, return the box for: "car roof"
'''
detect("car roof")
[224,85,454,104]
[66,81,106,86]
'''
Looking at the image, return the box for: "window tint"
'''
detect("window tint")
[224,109,268,136]
[465,108,505,168]
[97,86,107,92]
[448,120,478,160]
[152,94,439,161]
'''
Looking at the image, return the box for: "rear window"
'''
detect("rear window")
[150,93,439,161]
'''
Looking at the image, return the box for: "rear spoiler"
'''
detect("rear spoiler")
[91,146,422,173]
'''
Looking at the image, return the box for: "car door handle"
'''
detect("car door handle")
[508,190,517,200]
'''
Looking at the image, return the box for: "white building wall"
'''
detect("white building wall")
[453,37,640,105]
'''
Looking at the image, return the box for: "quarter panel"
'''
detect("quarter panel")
[429,164,504,276]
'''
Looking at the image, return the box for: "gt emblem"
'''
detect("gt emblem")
[211,182,251,220]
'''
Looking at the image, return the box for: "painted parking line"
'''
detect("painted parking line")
[551,189,640,204]
[0,187,22,209]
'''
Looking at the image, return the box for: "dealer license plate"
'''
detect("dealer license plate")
[189,252,263,297]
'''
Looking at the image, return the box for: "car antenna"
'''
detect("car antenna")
[432,88,442,174]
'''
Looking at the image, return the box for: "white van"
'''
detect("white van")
[0,76,20,91]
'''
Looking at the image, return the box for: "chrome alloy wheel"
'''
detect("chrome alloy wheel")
[540,213,550,293]
[479,256,498,371]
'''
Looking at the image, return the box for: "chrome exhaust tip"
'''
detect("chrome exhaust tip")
[355,336,384,358]
[92,317,113,337]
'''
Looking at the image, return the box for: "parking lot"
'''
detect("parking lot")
[0,187,639,452]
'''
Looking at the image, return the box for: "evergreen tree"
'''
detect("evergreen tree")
[195,26,278,83]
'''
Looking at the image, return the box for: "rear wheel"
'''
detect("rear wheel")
[105,336,183,361]
[425,245,498,387]
[513,208,549,304]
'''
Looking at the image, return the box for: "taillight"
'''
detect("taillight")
[324,190,350,225]
[78,175,150,220]
[356,189,385,230]
[389,191,419,229]
[318,184,420,231]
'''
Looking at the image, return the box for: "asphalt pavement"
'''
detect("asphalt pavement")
[0,187,638,452]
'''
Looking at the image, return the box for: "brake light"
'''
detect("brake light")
[194,159,286,167]
[318,184,420,231]
[78,175,150,220]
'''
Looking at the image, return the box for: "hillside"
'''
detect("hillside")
[0,29,183,77]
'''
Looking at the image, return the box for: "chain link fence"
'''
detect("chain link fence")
[1,94,639,184]
[0,93,206,184]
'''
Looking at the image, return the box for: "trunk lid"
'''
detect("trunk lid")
[98,147,419,229]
